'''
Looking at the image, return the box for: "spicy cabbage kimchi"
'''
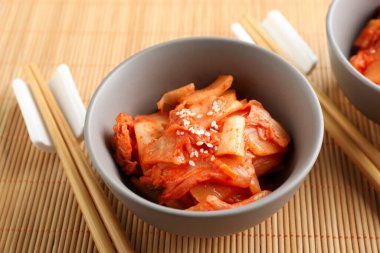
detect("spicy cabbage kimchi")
[111,75,290,211]
[350,9,380,85]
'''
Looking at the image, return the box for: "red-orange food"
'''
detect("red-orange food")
[111,75,291,211]
[350,8,380,85]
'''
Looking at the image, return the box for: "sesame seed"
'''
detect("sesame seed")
[196,114,203,118]
[190,152,194,158]
[189,160,195,166]
[176,130,181,135]
[204,150,208,154]
[195,129,205,135]
[210,128,218,133]
[211,121,219,129]
[214,146,218,151]
[212,101,221,112]
[200,148,204,153]
[190,112,196,116]
[206,111,213,116]
[210,155,215,161]
[180,131,185,135]
[206,143,213,148]
[194,150,199,157]
[196,141,204,146]
[212,101,220,112]
[204,132,211,137]
[183,119,190,127]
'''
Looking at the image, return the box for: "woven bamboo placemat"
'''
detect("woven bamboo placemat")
[0,0,379,252]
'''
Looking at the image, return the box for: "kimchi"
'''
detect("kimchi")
[350,8,380,85]
[111,75,290,211]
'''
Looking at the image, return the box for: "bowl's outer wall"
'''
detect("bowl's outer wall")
[85,38,324,236]
[110,180,302,236]
[327,0,380,124]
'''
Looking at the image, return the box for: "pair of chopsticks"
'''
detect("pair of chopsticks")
[25,64,134,253]
[238,16,380,193]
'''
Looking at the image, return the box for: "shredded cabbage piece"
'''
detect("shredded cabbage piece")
[111,75,291,210]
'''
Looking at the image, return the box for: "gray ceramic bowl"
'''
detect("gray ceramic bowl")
[85,37,324,237]
[327,0,380,124]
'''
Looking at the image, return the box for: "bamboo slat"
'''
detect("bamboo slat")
[0,0,379,252]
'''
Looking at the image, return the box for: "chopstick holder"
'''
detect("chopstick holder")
[260,10,317,75]
[12,64,86,152]
[48,64,86,140]
[12,79,54,152]
[231,22,256,44]
[261,10,317,74]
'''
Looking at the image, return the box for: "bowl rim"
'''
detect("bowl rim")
[326,0,380,93]
[85,36,324,218]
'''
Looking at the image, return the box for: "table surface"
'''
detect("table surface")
[0,0,379,252]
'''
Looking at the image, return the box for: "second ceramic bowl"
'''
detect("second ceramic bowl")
[327,0,380,124]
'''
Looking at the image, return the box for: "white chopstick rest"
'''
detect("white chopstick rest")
[48,64,86,140]
[231,23,256,44]
[261,10,318,74]
[12,79,55,152]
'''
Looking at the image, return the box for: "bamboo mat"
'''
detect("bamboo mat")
[0,0,379,252]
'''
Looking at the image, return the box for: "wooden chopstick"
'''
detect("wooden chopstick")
[316,89,380,170]
[26,66,116,253]
[26,64,134,253]
[240,17,380,193]
[323,111,380,192]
